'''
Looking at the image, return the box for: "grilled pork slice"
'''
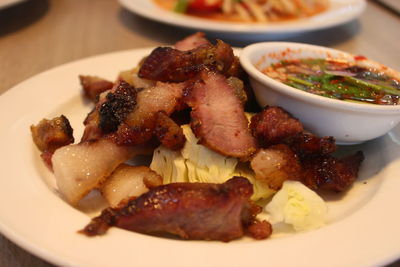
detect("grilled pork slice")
[31,115,74,153]
[250,106,336,155]
[51,138,153,206]
[101,164,163,208]
[301,151,364,192]
[174,32,210,51]
[286,133,336,156]
[251,144,302,190]
[250,106,303,147]
[250,144,363,192]
[113,81,187,146]
[79,75,114,102]
[138,40,234,82]
[186,71,257,158]
[82,81,138,142]
[82,80,186,146]
[80,177,272,241]
[31,115,74,169]
[249,105,363,191]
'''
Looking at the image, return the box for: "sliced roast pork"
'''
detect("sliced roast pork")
[81,80,138,142]
[250,144,302,190]
[250,106,303,147]
[301,151,364,192]
[80,177,272,241]
[249,105,364,192]
[138,40,234,82]
[112,81,187,146]
[52,138,136,205]
[101,164,163,208]
[185,71,257,158]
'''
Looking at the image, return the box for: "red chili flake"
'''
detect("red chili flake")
[354,55,367,61]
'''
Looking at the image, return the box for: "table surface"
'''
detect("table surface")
[0,0,399,266]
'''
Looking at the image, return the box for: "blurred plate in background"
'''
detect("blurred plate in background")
[119,0,366,38]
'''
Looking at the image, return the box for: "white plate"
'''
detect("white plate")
[119,0,366,36]
[0,48,399,267]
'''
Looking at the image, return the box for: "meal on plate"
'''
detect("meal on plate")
[154,0,329,23]
[30,32,364,242]
[262,57,400,105]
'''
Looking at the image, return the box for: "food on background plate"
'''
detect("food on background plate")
[30,33,364,241]
[262,58,400,105]
[154,0,329,23]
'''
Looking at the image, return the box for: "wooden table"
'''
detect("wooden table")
[0,0,399,266]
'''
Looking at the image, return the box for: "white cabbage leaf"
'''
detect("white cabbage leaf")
[150,125,275,200]
[265,180,328,231]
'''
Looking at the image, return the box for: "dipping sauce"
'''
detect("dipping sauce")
[262,58,400,105]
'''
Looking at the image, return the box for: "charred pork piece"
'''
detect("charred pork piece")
[286,133,336,156]
[112,81,187,146]
[31,115,74,153]
[31,115,74,169]
[99,81,138,134]
[138,40,234,82]
[250,106,336,154]
[80,177,272,241]
[154,111,186,150]
[174,32,210,51]
[79,75,114,102]
[82,81,138,142]
[301,151,364,192]
[250,106,303,147]
[185,71,257,159]
[84,80,186,146]
[250,144,302,190]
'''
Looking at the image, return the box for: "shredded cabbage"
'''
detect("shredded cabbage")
[265,180,328,231]
[150,125,275,200]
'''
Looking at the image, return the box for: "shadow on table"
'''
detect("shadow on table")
[0,0,49,37]
[118,7,361,47]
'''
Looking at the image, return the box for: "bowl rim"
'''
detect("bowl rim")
[239,41,400,114]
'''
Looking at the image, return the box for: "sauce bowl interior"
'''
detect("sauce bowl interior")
[240,42,400,144]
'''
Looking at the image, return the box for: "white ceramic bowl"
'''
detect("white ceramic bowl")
[240,42,400,144]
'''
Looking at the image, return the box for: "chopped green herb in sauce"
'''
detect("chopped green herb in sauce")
[262,58,400,105]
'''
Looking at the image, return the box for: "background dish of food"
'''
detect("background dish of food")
[118,0,366,37]
[154,0,329,23]
[0,48,399,267]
